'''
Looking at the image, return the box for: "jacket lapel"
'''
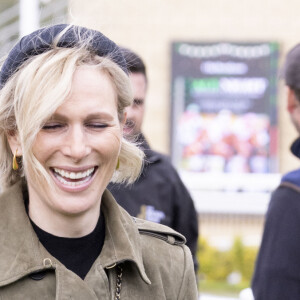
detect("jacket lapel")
[99,189,150,284]
[0,182,150,287]
[0,181,56,286]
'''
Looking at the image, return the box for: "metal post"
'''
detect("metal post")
[19,0,39,37]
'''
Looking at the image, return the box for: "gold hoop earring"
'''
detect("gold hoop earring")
[13,148,19,170]
[116,158,120,170]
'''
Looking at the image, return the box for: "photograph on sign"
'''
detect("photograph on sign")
[171,42,279,175]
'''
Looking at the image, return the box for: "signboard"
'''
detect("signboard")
[171,42,279,175]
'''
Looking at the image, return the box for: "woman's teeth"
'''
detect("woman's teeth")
[54,167,94,179]
[53,167,95,186]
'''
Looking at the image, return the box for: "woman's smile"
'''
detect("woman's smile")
[50,166,98,191]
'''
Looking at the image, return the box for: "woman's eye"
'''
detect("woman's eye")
[42,123,63,130]
[85,122,108,129]
[86,123,108,129]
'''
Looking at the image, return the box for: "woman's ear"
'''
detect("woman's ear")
[6,132,23,156]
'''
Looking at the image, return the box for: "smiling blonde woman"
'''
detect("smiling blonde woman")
[0,24,198,299]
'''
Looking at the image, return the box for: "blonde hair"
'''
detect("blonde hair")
[0,30,144,190]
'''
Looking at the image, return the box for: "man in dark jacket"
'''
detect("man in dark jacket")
[252,44,300,299]
[108,48,199,271]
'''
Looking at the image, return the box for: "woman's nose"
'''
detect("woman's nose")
[62,125,91,161]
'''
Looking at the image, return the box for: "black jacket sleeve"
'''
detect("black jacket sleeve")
[252,185,300,299]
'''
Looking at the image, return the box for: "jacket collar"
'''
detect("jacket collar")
[136,133,161,164]
[99,189,150,283]
[291,136,300,159]
[0,181,150,286]
[0,181,52,287]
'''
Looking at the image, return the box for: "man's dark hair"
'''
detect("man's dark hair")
[283,43,300,101]
[121,47,147,80]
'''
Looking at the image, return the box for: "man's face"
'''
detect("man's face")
[287,87,300,133]
[123,72,147,138]
[291,104,300,133]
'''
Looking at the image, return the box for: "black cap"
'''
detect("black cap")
[0,24,127,88]
[282,43,300,89]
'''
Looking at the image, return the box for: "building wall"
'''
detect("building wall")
[69,0,300,174]
[200,213,265,249]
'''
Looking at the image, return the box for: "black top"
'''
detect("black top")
[252,168,300,298]
[22,182,105,279]
[108,134,199,271]
[30,212,105,280]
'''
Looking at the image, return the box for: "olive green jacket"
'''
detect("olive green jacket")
[0,181,198,299]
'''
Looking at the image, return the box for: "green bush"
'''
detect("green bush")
[197,236,258,289]
[230,237,245,274]
[242,246,258,281]
[199,238,233,281]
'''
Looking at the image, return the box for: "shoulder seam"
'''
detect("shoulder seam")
[133,217,186,245]
[280,181,300,193]
[138,229,185,245]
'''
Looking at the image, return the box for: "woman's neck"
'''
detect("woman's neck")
[28,199,101,238]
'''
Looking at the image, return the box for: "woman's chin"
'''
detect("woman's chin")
[55,198,95,216]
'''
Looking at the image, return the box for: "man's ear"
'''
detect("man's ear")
[121,111,127,128]
[6,132,23,156]
[287,87,299,114]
